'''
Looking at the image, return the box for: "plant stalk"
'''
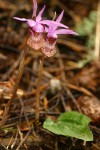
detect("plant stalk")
[35,55,45,122]
[0,47,28,127]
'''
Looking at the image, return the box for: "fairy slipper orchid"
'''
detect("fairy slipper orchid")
[41,11,78,57]
[13,0,69,50]
[13,0,46,50]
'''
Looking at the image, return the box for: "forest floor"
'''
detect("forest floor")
[0,0,100,149]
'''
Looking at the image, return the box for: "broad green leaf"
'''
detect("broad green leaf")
[43,111,93,141]
[57,111,90,125]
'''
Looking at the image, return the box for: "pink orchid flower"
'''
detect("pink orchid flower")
[41,11,78,57]
[13,0,46,50]
[13,0,68,50]
[13,0,46,32]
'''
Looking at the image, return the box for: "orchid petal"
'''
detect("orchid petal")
[56,10,64,23]
[13,17,36,27]
[32,0,37,17]
[36,5,46,22]
[42,20,69,35]
[41,20,69,36]
[53,10,64,30]
[13,17,27,22]
[40,20,69,29]
[55,29,78,35]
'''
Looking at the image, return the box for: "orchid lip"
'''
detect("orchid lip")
[47,37,57,45]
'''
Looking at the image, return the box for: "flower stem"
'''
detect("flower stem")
[0,47,28,127]
[35,55,45,122]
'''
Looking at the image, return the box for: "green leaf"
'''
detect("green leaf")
[43,111,93,141]
[75,11,96,36]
